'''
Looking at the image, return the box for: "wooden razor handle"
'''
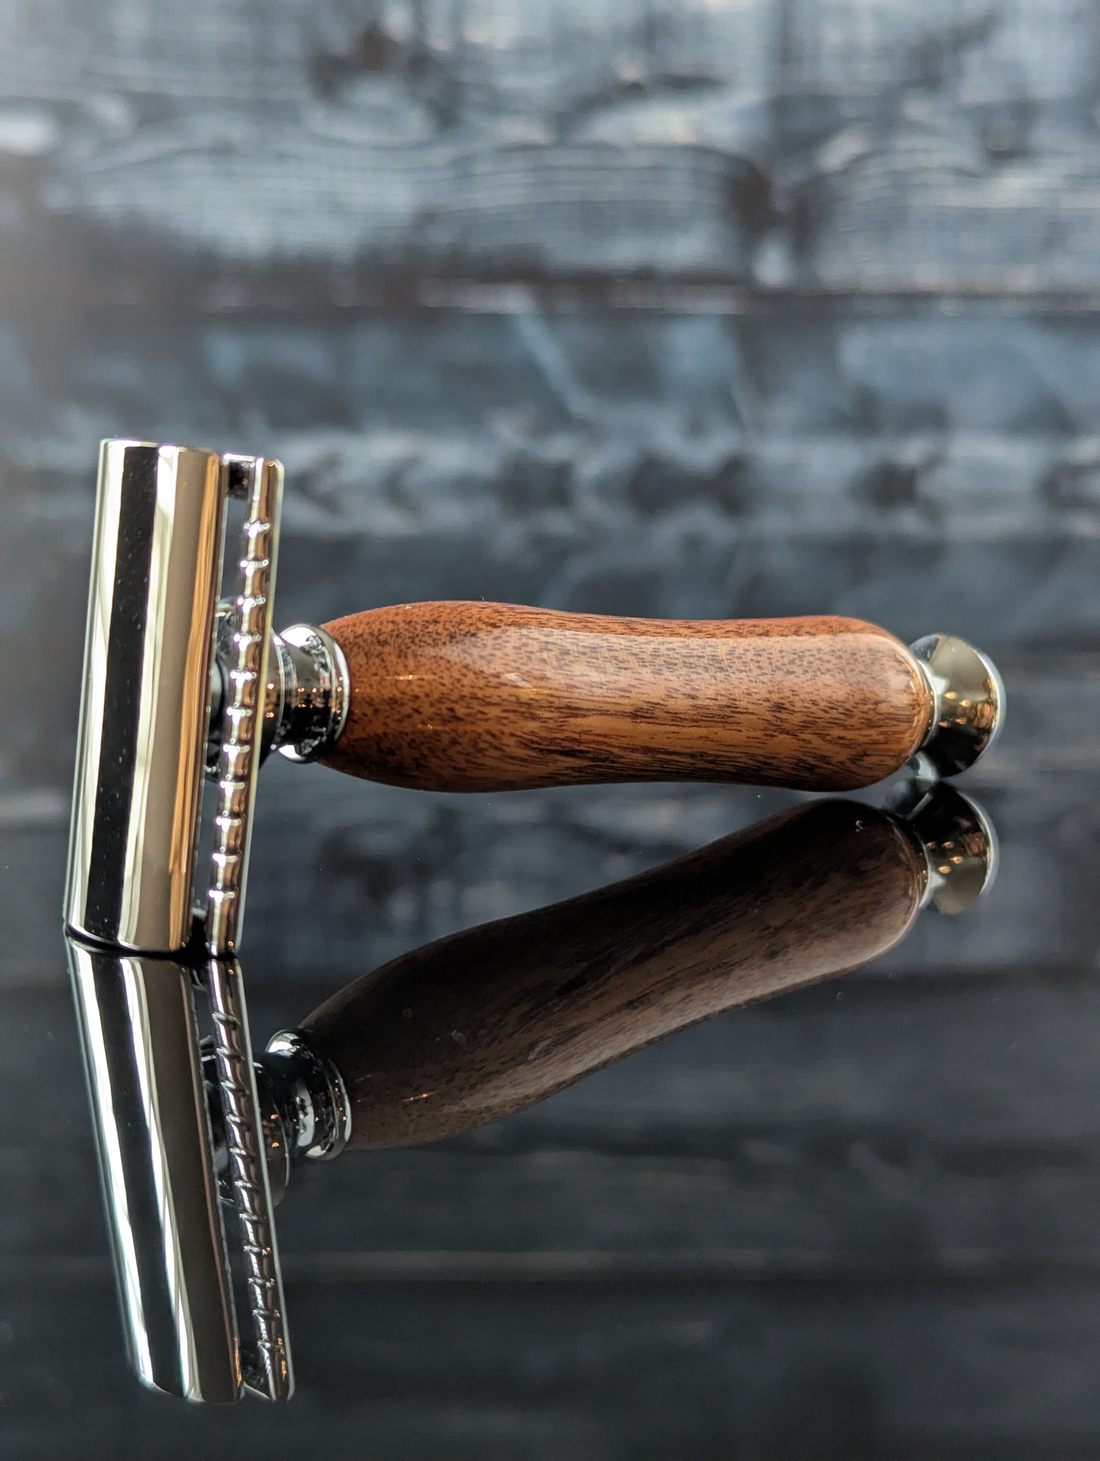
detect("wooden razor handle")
[301,799,926,1150]
[319,603,931,793]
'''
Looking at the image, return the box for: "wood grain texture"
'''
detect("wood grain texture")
[11,0,1100,291]
[301,798,925,1149]
[320,602,930,793]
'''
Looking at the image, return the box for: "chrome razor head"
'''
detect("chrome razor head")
[65,441,282,957]
[64,439,348,958]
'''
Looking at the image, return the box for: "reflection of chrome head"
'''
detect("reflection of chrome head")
[66,939,292,1402]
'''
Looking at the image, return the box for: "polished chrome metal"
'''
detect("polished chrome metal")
[252,1062,292,1207]
[67,937,240,1403]
[205,957,292,1401]
[206,620,348,775]
[68,931,295,1404]
[204,603,238,778]
[65,441,227,953]
[910,633,1004,778]
[204,1031,349,1208]
[65,441,292,957]
[203,1045,291,1210]
[204,456,283,957]
[896,781,999,914]
[261,1029,352,1163]
[271,623,350,763]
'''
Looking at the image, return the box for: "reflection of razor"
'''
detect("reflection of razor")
[63,440,1005,1403]
[64,785,996,1402]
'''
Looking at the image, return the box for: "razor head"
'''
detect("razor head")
[65,440,282,957]
[67,938,291,1403]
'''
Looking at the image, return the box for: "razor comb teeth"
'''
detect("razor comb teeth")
[207,956,292,1403]
[205,455,283,958]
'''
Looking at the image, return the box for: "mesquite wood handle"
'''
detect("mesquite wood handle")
[301,799,926,1150]
[319,603,930,793]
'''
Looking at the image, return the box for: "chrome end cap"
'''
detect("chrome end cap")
[910,633,1004,779]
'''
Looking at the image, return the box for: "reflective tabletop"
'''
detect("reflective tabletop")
[6,659,1100,1454]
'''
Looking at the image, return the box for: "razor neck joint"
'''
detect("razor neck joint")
[207,617,349,776]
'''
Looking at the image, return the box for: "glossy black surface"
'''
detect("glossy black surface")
[3,1,1100,1456]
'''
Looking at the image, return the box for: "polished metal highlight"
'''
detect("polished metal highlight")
[206,620,349,773]
[260,1028,353,1164]
[206,1030,350,1210]
[67,938,240,1404]
[65,441,227,953]
[896,781,999,914]
[910,633,1004,779]
[272,624,350,763]
[67,933,294,1404]
[65,441,343,958]
[206,957,292,1401]
[204,456,283,957]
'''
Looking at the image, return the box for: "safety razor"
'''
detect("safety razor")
[63,439,1005,1402]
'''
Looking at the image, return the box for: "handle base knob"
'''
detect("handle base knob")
[910,634,1003,778]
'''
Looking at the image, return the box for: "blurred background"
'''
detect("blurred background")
[4,1,1100,1456]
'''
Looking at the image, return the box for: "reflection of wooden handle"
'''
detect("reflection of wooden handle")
[320,602,930,793]
[301,800,926,1150]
